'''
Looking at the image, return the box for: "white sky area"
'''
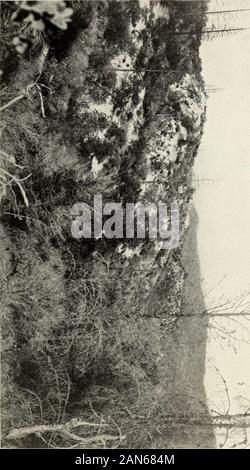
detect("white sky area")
[194,0,250,447]
[4,0,249,448]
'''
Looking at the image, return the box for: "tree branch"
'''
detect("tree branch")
[4,419,126,446]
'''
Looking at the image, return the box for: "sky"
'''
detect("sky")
[193,0,250,447]
[4,0,249,448]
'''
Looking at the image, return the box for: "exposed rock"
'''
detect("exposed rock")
[1,1,211,448]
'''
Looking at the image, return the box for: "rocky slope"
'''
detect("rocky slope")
[1,0,210,448]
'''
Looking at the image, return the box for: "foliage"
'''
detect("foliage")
[12,1,73,53]
[0,0,207,449]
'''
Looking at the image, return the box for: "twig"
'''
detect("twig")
[4,420,125,446]
[0,168,30,206]
[0,83,37,112]
[36,84,46,117]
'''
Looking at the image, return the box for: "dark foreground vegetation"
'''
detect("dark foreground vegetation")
[0,1,209,448]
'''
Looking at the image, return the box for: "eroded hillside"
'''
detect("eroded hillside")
[0,0,209,448]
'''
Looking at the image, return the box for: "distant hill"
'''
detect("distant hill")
[1,0,210,448]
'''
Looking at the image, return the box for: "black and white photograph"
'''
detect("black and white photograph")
[0,0,250,459]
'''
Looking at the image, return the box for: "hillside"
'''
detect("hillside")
[0,0,210,448]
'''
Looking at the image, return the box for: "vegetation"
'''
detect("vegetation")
[0,1,207,448]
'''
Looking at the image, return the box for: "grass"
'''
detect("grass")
[0,0,207,448]
[2,250,174,447]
